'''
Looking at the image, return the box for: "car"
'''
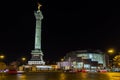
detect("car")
[7,70,17,74]
[98,69,107,72]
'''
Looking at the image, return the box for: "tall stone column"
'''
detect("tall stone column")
[28,3,45,65]
[34,8,43,50]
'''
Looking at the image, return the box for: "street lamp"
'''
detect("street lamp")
[61,58,64,61]
[22,57,26,65]
[107,48,115,69]
[107,48,115,55]
[22,57,26,61]
[0,55,6,73]
[0,55,5,61]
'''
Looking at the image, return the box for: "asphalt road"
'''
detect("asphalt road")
[0,72,120,80]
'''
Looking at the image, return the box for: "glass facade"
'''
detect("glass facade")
[58,50,108,70]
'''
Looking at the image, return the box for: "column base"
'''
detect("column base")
[28,61,45,65]
[28,49,45,65]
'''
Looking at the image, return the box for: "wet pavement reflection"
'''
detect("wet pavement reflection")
[0,72,120,80]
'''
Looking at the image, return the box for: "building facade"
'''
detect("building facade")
[57,50,109,70]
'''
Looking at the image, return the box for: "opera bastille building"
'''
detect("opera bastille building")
[57,50,109,70]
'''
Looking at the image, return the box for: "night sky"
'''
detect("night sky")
[0,0,120,63]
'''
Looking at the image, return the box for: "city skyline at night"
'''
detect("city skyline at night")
[0,0,120,63]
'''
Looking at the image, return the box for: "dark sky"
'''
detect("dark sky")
[0,0,120,63]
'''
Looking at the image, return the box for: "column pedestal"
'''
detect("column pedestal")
[28,49,45,65]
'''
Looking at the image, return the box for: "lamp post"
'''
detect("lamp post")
[0,55,6,76]
[0,55,4,61]
[22,57,26,65]
[107,48,115,69]
[60,58,64,70]
[61,58,64,62]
